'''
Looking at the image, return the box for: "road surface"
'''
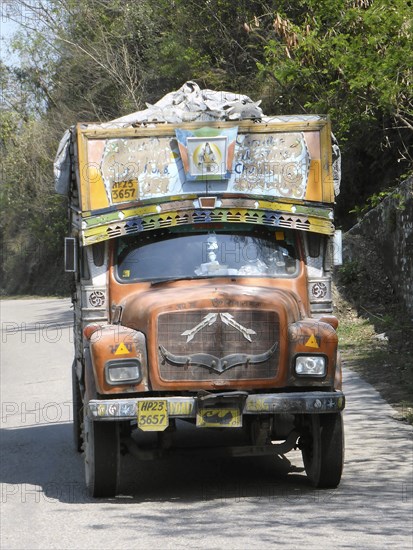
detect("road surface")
[1,298,412,549]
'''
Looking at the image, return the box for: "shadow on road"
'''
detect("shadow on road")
[0,421,316,505]
[26,300,74,330]
[2,421,411,546]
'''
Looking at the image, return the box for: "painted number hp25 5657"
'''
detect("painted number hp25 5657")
[111,180,137,203]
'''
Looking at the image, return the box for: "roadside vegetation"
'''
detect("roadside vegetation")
[1,0,412,295]
[334,276,413,424]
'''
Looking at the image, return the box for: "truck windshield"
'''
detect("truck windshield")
[116,228,299,282]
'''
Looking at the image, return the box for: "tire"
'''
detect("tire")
[84,412,120,498]
[301,412,344,488]
[72,362,83,452]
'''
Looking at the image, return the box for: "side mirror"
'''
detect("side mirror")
[333,230,343,266]
[64,237,77,272]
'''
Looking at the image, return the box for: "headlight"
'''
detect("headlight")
[105,359,142,385]
[295,355,326,377]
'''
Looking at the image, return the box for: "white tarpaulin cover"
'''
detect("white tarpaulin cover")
[54,81,340,196]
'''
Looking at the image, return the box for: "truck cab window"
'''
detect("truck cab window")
[116,228,299,282]
[92,242,105,267]
[80,247,90,280]
[307,233,322,258]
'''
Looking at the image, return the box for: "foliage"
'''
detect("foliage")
[0,103,70,294]
[250,0,413,224]
[254,1,413,131]
[336,294,413,422]
[1,0,412,294]
[337,260,361,285]
[349,187,406,219]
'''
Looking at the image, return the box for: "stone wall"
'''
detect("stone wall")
[343,178,413,316]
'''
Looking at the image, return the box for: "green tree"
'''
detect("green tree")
[1,0,412,294]
[249,0,413,223]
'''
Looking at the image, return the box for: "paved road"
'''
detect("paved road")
[1,299,412,549]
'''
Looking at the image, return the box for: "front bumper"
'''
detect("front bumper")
[86,391,345,420]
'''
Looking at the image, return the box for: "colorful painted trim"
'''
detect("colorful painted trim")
[79,199,334,245]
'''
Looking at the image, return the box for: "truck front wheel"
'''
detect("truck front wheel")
[300,412,344,488]
[84,414,120,498]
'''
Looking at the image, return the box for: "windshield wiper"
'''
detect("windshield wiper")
[150,275,210,286]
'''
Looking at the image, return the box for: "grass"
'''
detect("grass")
[335,293,413,424]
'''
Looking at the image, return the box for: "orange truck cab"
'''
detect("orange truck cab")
[55,83,344,497]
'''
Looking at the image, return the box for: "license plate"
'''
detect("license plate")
[196,408,242,428]
[137,400,168,431]
[111,180,138,203]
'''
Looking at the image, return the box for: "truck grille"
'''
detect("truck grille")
[157,310,279,381]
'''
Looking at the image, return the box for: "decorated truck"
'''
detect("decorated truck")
[55,82,345,497]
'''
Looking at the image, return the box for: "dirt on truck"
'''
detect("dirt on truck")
[55,81,345,497]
